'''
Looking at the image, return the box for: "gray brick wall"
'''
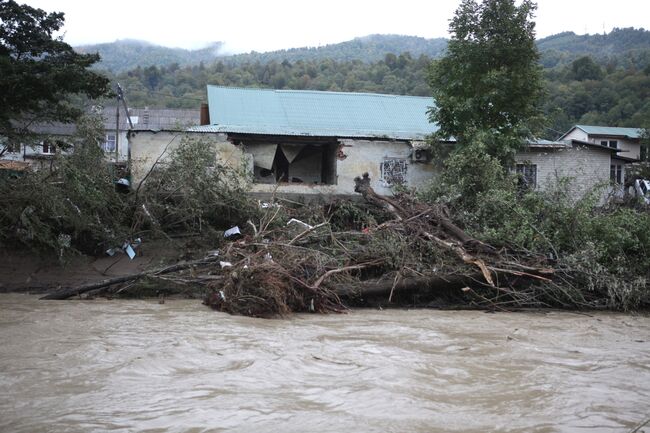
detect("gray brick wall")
[515,145,611,200]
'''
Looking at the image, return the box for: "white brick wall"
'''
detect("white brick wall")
[515,145,611,201]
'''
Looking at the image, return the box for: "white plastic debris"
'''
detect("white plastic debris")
[219,290,226,301]
[258,201,280,209]
[264,252,273,261]
[287,218,313,229]
[124,244,136,260]
[309,298,315,312]
[219,261,232,268]
[207,250,220,257]
[224,226,241,238]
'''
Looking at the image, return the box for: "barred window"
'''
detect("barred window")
[380,158,408,186]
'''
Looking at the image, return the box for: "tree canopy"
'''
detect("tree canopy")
[0,0,110,146]
[427,0,545,160]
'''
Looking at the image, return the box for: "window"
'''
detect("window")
[610,164,623,184]
[246,141,337,185]
[600,140,608,146]
[380,158,408,186]
[103,133,116,153]
[516,163,537,189]
[42,140,55,154]
[608,140,618,149]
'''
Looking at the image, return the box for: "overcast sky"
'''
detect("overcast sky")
[21,0,649,53]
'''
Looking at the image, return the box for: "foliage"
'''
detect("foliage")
[0,115,127,257]
[137,137,256,237]
[427,0,545,163]
[420,149,650,310]
[0,0,110,148]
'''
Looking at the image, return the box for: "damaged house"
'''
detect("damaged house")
[128,86,645,202]
[129,86,440,198]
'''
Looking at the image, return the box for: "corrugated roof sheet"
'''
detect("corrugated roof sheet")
[575,125,642,139]
[205,86,438,140]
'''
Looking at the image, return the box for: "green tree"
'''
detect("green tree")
[0,0,110,151]
[569,56,603,81]
[428,0,544,162]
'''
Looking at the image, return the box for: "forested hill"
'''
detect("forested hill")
[223,35,448,66]
[538,28,650,68]
[98,28,649,139]
[75,40,227,72]
[80,29,650,73]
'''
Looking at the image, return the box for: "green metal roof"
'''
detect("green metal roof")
[200,86,438,140]
[574,125,643,139]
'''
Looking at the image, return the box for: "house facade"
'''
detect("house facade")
[130,87,441,199]
[0,107,200,170]
[130,87,643,202]
[514,139,618,200]
[558,125,644,187]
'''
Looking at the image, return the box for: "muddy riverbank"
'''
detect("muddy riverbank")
[1,293,648,432]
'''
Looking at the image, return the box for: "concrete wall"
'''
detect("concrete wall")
[129,132,439,198]
[515,145,611,200]
[247,138,438,196]
[129,131,240,184]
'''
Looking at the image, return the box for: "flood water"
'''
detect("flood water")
[0,293,649,433]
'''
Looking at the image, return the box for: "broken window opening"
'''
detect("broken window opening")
[247,140,337,185]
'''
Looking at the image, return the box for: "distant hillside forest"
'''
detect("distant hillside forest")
[95,28,650,137]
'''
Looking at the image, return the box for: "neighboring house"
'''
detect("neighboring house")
[558,125,644,187]
[130,86,441,198]
[102,107,200,163]
[0,107,200,170]
[0,122,77,171]
[515,139,619,200]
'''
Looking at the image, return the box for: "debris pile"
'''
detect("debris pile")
[42,173,567,317]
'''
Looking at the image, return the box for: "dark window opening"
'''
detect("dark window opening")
[247,140,337,185]
[610,164,623,184]
[42,140,55,154]
[608,140,618,149]
[516,163,537,189]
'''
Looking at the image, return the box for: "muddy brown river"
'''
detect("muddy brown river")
[0,293,649,432]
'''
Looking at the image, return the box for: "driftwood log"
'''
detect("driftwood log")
[40,256,221,300]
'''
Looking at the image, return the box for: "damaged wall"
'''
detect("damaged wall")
[247,138,439,196]
[129,131,440,197]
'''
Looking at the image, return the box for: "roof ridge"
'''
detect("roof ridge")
[206,85,432,100]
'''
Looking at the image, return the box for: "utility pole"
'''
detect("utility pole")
[114,83,133,163]
[115,83,133,173]
[115,92,119,163]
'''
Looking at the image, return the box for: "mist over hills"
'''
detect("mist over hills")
[78,28,650,73]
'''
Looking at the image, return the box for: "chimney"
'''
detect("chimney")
[200,103,210,126]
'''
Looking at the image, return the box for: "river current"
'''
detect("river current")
[0,293,648,432]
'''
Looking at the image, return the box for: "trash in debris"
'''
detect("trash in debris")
[224,226,241,238]
[219,290,226,301]
[264,252,273,261]
[219,261,232,268]
[116,178,130,187]
[106,248,118,257]
[287,218,313,229]
[124,244,136,260]
[207,250,220,257]
[258,201,280,209]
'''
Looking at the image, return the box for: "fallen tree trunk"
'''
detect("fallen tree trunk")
[40,256,220,300]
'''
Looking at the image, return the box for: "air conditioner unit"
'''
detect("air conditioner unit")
[411,148,430,163]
